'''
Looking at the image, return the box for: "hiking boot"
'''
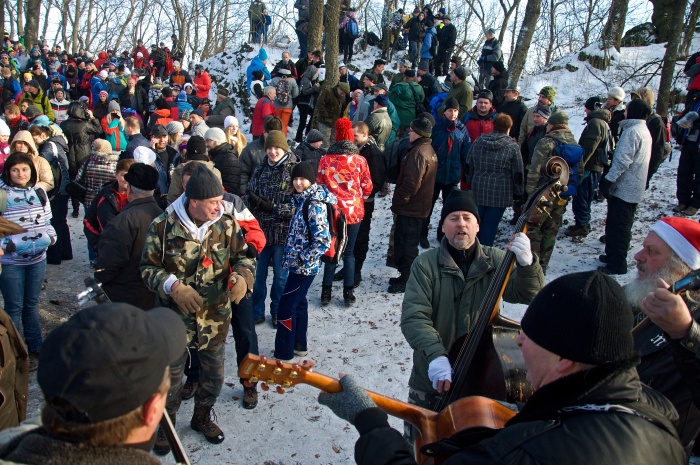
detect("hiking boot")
[242,386,258,409]
[599,254,607,263]
[180,378,197,400]
[191,406,225,444]
[353,272,362,289]
[598,234,606,244]
[28,352,40,372]
[419,237,430,249]
[385,255,397,269]
[321,285,332,306]
[682,206,698,216]
[388,281,407,294]
[343,286,356,306]
[333,267,344,281]
[254,317,265,325]
[564,224,590,237]
[153,414,175,455]
[71,208,79,218]
[389,276,402,285]
[673,203,688,213]
[271,314,278,328]
[378,185,390,197]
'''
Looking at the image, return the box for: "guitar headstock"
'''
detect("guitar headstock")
[238,354,315,394]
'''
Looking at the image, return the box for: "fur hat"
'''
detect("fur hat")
[477,89,493,102]
[124,163,159,191]
[185,164,223,200]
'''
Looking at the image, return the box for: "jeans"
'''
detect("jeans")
[297,29,308,59]
[394,215,425,279]
[572,171,601,227]
[47,194,72,264]
[476,205,507,247]
[323,222,361,287]
[354,201,375,266]
[252,245,288,320]
[604,196,637,273]
[409,41,420,67]
[0,260,46,352]
[274,272,315,360]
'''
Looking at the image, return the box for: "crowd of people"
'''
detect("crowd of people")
[0,9,695,464]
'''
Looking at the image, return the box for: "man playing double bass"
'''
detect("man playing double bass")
[397,189,544,443]
[318,271,686,464]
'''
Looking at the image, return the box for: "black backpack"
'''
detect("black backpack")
[45,141,63,201]
[384,136,411,183]
[428,30,439,57]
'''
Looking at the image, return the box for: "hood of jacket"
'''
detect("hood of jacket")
[46,135,68,153]
[474,131,515,150]
[10,130,38,156]
[326,139,359,155]
[304,65,319,80]
[292,182,336,208]
[585,108,611,124]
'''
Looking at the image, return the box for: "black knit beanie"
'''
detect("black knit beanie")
[410,116,433,138]
[585,96,604,111]
[444,97,459,111]
[626,98,651,120]
[186,135,207,157]
[291,162,316,184]
[440,189,480,223]
[521,271,634,365]
[185,164,223,200]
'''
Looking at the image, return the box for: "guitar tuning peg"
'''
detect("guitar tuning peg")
[276,385,286,394]
[260,382,270,391]
[249,376,259,383]
[273,367,282,375]
[243,380,254,388]
[276,360,284,367]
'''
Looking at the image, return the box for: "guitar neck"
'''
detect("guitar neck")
[301,370,438,429]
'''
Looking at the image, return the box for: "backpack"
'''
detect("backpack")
[45,141,63,201]
[546,137,584,197]
[347,18,360,39]
[384,136,411,183]
[593,125,614,168]
[275,78,290,105]
[428,31,439,58]
[302,197,348,265]
[408,83,427,118]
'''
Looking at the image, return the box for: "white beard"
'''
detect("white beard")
[624,258,689,309]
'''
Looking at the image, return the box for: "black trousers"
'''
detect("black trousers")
[677,140,700,208]
[47,194,72,264]
[421,182,456,241]
[295,104,314,142]
[604,195,637,273]
[395,215,426,279]
[354,200,375,268]
[184,294,259,384]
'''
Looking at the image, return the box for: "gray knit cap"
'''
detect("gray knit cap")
[185,164,223,200]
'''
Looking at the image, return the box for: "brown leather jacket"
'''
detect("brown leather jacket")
[391,137,437,218]
[0,307,28,429]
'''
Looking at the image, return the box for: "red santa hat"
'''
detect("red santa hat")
[649,217,700,269]
[335,117,354,142]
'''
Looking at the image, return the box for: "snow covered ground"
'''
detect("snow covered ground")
[25,37,695,464]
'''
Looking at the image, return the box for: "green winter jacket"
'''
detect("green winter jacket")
[401,239,544,394]
[389,81,424,127]
[525,126,577,195]
[438,79,473,121]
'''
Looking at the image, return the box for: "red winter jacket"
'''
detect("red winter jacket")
[251,97,277,137]
[194,71,212,100]
[464,107,496,143]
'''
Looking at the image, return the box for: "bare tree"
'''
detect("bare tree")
[324,0,341,87]
[600,0,628,51]
[508,0,541,83]
[308,0,324,53]
[25,0,41,47]
[657,0,688,116]
[651,0,679,43]
[680,0,700,57]
[497,0,521,44]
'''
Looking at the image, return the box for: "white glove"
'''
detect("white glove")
[427,356,452,391]
[508,232,533,267]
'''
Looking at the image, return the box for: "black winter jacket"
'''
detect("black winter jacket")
[209,143,242,195]
[118,85,148,115]
[438,23,457,50]
[83,181,124,253]
[352,360,686,465]
[95,196,163,309]
[488,71,509,112]
[499,97,527,139]
[645,113,667,186]
[60,103,104,176]
[359,137,386,198]
[294,141,326,172]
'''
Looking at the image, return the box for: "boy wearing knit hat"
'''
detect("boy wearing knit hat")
[316,118,372,306]
[247,129,297,328]
[293,129,326,173]
[517,86,559,146]
[387,115,437,293]
[524,109,577,273]
[319,271,684,465]
[142,162,255,452]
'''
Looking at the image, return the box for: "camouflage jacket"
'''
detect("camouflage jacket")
[140,207,255,349]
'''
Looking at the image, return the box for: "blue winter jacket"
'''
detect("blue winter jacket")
[431,117,471,185]
[420,27,437,59]
[246,57,272,92]
[283,183,336,276]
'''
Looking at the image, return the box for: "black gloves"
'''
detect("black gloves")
[248,193,273,213]
[598,178,612,199]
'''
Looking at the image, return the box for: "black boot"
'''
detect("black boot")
[321,285,332,306]
[153,413,175,455]
[343,286,356,306]
[191,405,225,444]
[353,261,363,288]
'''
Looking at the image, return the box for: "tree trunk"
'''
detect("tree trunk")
[17,0,24,39]
[380,1,392,59]
[656,0,688,116]
[544,0,555,66]
[24,0,41,48]
[308,0,323,53]
[324,0,341,87]
[71,0,81,52]
[508,0,541,83]
[0,0,4,46]
[680,0,700,57]
[650,0,678,43]
[600,0,629,51]
[498,0,521,45]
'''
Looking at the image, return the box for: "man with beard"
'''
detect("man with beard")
[630,217,700,456]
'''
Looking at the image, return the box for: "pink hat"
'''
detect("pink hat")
[650,217,700,269]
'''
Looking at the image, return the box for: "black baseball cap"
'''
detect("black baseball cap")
[38,303,186,423]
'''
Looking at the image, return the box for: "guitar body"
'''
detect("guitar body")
[448,314,533,404]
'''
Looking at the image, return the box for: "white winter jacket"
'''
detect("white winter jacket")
[604,119,652,204]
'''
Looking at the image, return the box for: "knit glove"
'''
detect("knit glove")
[507,232,533,267]
[318,374,376,425]
[599,178,612,199]
[170,282,203,314]
[428,356,452,391]
[248,193,273,213]
[229,272,248,305]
